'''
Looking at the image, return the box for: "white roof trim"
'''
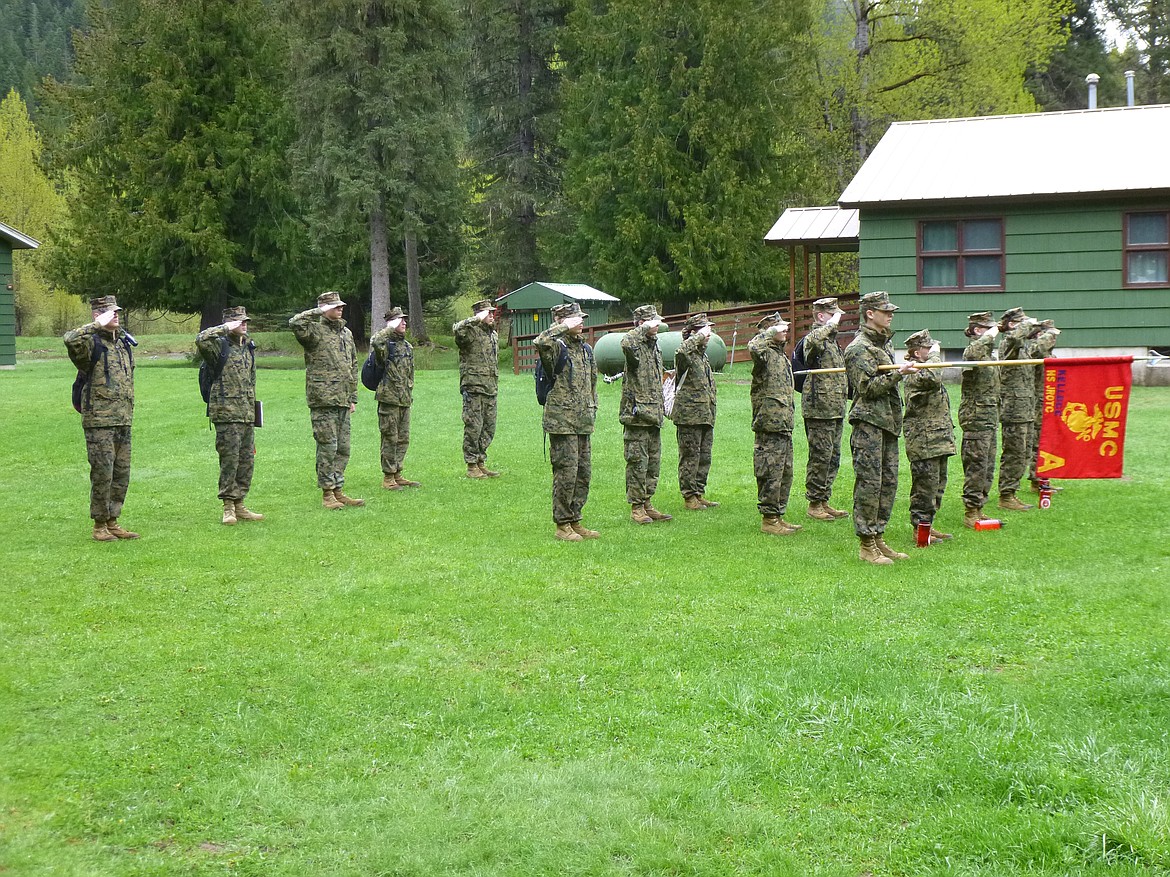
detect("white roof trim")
[0,220,40,250]
[499,282,620,303]
[765,206,859,249]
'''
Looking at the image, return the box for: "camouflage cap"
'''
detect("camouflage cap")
[384,306,406,321]
[1035,318,1055,330]
[858,290,898,312]
[471,299,494,314]
[1000,306,1028,324]
[683,313,713,332]
[904,328,935,349]
[317,291,346,309]
[967,310,996,328]
[90,295,122,314]
[756,312,788,330]
[552,301,588,321]
[632,304,666,326]
[222,306,248,322]
[812,297,845,314]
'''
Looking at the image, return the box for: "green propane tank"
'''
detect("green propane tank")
[593,330,727,377]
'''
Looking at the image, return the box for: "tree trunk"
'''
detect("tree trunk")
[851,0,871,164]
[200,287,228,330]
[369,199,392,335]
[515,4,539,286]
[404,226,428,342]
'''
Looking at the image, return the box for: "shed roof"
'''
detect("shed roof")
[498,282,620,304]
[0,220,40,250]
[764,206,859,251]
[839,104,1170,208]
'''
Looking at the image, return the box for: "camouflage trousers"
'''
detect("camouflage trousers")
[310,406,351,490]
[997,420,1033,497]
[623,425,661,504]
[378,403,411,475]
[1028,412,1044,482]
[462,391,497,464]
[214,421,255,501]
[960,429,997,509]
[84,425,132,522]
[753,431,793,517]
[549,433,592,524]
[803,417,843,503]
[676,424,713,498]
[909,455,950,526]
[850,421,899,537]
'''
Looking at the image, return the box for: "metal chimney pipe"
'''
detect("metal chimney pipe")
[1086,73,1100,109]
[1125,70,1135,106]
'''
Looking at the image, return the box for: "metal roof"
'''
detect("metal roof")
[838,104,1170,208]
[0,220,40,250]
[764,206,859,251]
[498,282,620,303]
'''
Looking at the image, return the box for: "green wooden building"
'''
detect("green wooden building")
[0,220,41,369]
[498,282,621,337]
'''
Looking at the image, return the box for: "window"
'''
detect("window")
[917,218,1004,292]
[1124,211,1170,288]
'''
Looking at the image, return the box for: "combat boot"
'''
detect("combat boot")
[761,516,793,536]
[105,519,139,539]
[467,464,487,479]
[643,502,672,522]
[383,474,403,490]
[998,492,1033,512]
[806,501,835,522]
[479,463,501,477]
[874,534,909,561]
[684,495,705,511]
[963,506,982,529]
[555,523,583,542]
[630,504,653,525]
[222,500,238,525]
[929,527,952,541]
[823,502,849,519]
[93,521,118,542]
[781,519,803,532]
[859,535,894,565]
[333,488,365,507]
[698,496,720,508]
[234,502,264,522]
[322,489,345,510]
[395,473,421,487]
[571,522,600,539]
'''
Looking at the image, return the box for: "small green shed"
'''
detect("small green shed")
[498,282,621,337]
[0,220,41,369]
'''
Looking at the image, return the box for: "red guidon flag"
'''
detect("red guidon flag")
[1036,356,1133,479]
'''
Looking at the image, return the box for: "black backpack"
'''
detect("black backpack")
[198,336,232,406]
[71,335,105,413]
[791,336,809,394]
[361,340,393,391]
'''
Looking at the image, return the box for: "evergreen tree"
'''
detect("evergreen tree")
[560,0,811,312]
[0,0,86,114]
[1106,0,1170,104]
[43,0,310,326]
[1027,1,1125,110]
[286,0,466,343]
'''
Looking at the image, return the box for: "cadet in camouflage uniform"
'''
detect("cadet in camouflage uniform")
[290,291,364,510]
[535,302,600,541]
[453,298,500,478]
[63,295,140,542]
[902,329,956,543]
[844,291,918,565]
[958,311,1001,528]
[799,297,850,521]
[673,313,719,511]
[749,313,802,536]
[370,307,419,491]
[620,305,672,524]
[196,306,264,525]
[1026,318,1061,491]
[996,307,1037,511]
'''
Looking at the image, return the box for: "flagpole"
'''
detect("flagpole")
[794,354,1165,377]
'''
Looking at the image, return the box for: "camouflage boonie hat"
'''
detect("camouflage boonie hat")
[1034,318,1055,331]
[1000,306,1027,324]
[552,301,588,321]
[965,310,995,336]
[222,306,248,322]
[812,297,845,314]
[317,291,346,309]
[683,313,713,333]
[904,328,934,349]
[90,295,122,313]
[384,306,406,321]
[756,312,787,330]
[858,290,898,312]
[471,299,494,314]
[632,304,666,326]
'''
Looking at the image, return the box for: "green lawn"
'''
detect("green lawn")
[1,359,1167,876]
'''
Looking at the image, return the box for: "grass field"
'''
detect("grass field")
[1,356,1168,876]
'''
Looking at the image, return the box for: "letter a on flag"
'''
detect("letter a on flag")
[1036,357,1133,478]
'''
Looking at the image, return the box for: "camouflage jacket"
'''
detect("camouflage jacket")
[289,309,358,409]
[997,324,1035,423]
[453,316,499,396]
[799,322,847,420]
[1027,330,1059,421]
[63,323,135,428]
[370,327,414,408]
[903,354,956,461]
[845,324,903,434]
[535,323,598,435]
[958,332,999,432]
[671,333,716,426]
[748,332,794,434]
[195,325,256,424]
[619,325,664,427]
